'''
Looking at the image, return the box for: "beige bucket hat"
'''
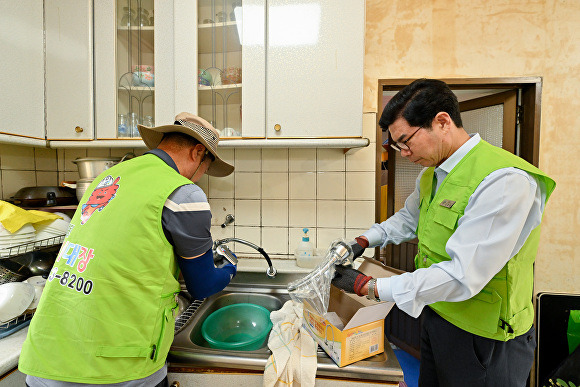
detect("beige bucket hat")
[137,112,234,177]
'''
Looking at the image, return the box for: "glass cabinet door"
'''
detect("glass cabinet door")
[198,0,243,137]
[116,0,155,138]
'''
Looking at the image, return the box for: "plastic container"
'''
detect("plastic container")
[295,228,315,268]
[201,303,272,351]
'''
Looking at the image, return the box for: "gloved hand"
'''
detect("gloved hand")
[350,236,369,259]
[332,265,373,296]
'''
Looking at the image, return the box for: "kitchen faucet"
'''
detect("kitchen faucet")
[213,238,277,278]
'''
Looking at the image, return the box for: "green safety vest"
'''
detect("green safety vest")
[19,154,192,383]
[416,140,555,341]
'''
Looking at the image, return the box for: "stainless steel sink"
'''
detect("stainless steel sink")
[168,271,404,382]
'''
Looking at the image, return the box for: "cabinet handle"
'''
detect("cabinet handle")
[75,126,84,133]
[170,382,180,387]
[274,124,281,131]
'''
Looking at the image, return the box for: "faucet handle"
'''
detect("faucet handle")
[221,214,235,228]
[215,244,238,265]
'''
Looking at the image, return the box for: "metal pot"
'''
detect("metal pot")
[72,153,135,180]
[75,179,94,202]
[72,157,122,180]
[12,186,77,207]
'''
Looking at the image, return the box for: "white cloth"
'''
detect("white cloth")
[363,134,549,318]
[263,300,318,387]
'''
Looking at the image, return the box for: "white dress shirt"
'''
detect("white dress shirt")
[363,134,548,318]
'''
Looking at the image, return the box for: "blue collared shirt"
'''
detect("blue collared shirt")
[364,134,548,317]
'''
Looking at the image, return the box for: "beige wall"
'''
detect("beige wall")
[364,0,580,294]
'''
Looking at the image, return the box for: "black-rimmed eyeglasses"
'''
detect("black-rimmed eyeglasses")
[388,127,423,152]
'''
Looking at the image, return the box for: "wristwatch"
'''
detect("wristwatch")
[366,278,380,302]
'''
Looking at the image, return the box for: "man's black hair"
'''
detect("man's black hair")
[378,79,463,131]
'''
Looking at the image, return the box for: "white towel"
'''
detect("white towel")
[263,300,318,387]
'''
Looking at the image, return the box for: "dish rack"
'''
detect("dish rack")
[0,235,65,284]
[0,234,65,260]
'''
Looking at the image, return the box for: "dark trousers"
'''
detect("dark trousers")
[418,306,536,387]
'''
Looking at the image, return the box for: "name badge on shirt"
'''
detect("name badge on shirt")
[440,199,456,208]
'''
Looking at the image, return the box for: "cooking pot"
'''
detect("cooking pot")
[72,153,135,180]
[12,186,77,207]
[75,178,94,202]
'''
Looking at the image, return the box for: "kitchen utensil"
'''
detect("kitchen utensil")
[75,178,94,201]
[24,275,46,309]
[201,303,272,351]
[12,186,77,207]
[132,71,154,87]
[10,250,57,277]
[72,157,122,180]
[0,282,35,322]
[0,259,32,284]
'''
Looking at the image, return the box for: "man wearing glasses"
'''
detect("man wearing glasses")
[332,79,555,386]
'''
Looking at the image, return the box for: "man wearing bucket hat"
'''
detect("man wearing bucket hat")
[20,113,235,387]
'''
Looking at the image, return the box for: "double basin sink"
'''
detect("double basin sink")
[168,271,403,382]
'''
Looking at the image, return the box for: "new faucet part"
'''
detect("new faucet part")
[213,238,277,278]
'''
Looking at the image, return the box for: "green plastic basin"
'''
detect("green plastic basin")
[201,303,273,351]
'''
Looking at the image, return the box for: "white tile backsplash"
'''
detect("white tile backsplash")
[317,172,345,200]
[289,149,316,172]
[288,200,316,227]
[262,227,289,255]
[235,172,261,199]
[0,142,379,261]
[234,199,261,226]
[262,200,288,227]
[261,148,288,172]
[235,149,261,171]
[0,144,35,170]
[346,200,375,229]
[289,172,316,200]
[317,148,345,171]
[208,173,235,198]
[346,171,375,200]
[261,172,288,199]
[208,198,235,226]
[317,200,346,228]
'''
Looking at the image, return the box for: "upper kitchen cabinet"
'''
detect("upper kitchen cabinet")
[265,0,364,138]
[94,0,175,140]
[45,0,94,140]
[0,1,45,142]
[196,0,364,139]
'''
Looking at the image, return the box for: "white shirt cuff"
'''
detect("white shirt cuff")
[376,277,394,302]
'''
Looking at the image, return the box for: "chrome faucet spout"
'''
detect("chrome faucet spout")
[213,238,277,278]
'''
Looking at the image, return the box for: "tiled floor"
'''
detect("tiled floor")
[394,349,420,387]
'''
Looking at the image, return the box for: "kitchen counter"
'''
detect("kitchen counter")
[0,326,28,376]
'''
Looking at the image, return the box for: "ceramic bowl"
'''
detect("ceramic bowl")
[133,71,155,87]
[133,64,154,73]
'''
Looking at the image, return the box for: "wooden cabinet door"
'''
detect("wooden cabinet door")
[0,0,45,140]
[45,0,94,140]
[265,0,364,138]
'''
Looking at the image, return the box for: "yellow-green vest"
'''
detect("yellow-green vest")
[19,154,192,383]
[416,140,555,341]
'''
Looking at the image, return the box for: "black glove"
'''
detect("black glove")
[350,237,369,259]
[332,265,373,296]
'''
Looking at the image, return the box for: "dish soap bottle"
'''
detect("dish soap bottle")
[295,228,315,268]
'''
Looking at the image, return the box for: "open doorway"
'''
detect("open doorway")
[375,77,542,358]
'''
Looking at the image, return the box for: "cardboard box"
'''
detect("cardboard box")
[301,258,401,367]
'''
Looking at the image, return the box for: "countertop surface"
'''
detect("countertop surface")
[0,326,28,376]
